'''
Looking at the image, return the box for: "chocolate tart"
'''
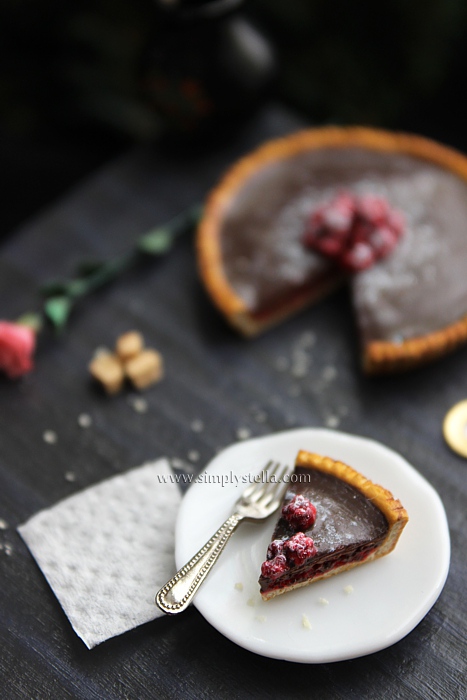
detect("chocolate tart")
[259,450,408,600]
[197,127,467,373]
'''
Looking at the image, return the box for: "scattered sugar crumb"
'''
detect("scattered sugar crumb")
[322,365,337,382]
[291,348,312,378]
[128,396,148,413]
[318,597,329,606]
[252,409,267,424]
[43,430,57,445]
[247,597,257,607]
[64,471,77,483]
[298,331,316,348]
[190,419,204,433]
[344,585,354,595]
[0,519,8,530]
[188,450,200,462]
[291,365,308,379]
[255,615,267,623]
[234,582,244,592]
[236,427,251,441]
[325,414,340,429]
[3,544,13,556]
[77,413,92,428]
[170,458,185,469]
[302,614,312,630]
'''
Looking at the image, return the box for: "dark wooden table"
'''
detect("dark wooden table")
[1,105,466,700]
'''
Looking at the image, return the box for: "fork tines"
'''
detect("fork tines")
[242,460,292,506]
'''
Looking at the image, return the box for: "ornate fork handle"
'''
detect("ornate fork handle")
[156,513,244,614]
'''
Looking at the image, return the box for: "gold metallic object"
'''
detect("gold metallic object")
[443,400,467,458]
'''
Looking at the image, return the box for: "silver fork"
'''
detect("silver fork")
[156,460,291,614]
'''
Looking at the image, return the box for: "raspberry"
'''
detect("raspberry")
[283,532,317,567]
[302,190,405,272]
[356,194,390,225]
[282,494,317,531]
[266,539,286,560]
[351,219,372,244]
[321,191,356,232]
[304,191,355,245]
[340,241,376,271]
[261,554,289,579]
[369,226,398,257]
[313,235,346,257]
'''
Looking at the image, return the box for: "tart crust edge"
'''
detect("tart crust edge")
[364,313,467,373]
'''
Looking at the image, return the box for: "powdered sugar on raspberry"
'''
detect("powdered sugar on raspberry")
[283,532,318,566]
[261,554,289,579]
[282,494,317,531]
[303,191,405,271]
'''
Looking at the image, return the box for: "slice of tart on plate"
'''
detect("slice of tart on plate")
[197,126,467,373]
[259,449,408,601]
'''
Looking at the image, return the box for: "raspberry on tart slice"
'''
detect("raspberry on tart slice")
[259,450,408,601]
[283,532,318,566]
[282,494,317,531]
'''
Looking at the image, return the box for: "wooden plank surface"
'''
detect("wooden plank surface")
[0,105,466,699]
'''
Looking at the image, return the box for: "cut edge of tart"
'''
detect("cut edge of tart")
[197,125,467,372]
[259,450,409,601]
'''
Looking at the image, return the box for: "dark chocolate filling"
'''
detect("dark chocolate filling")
[259,466,389,594]
[220,146,467,343]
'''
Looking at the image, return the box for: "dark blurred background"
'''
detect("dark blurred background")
[1,0,467,238]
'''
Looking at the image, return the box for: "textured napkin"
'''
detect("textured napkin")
[18,458,181,649]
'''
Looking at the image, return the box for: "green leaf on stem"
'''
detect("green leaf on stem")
[44,296,73,330]
[137,227,175,255]
[37,205,203,333]
[137,204,203,256]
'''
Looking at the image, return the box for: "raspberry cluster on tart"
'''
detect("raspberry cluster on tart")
[197,127,467,373]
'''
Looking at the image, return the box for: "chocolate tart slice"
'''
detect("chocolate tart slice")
[259,450,408,601]
[197,127,467,373]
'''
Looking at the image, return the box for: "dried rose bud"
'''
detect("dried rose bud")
[0,321,36,379]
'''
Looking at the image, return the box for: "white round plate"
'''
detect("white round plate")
[175,429,450,663]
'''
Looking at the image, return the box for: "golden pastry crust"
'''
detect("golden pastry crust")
[260,449,409,601]
[364,314,467,373]
[197,125,467,369]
